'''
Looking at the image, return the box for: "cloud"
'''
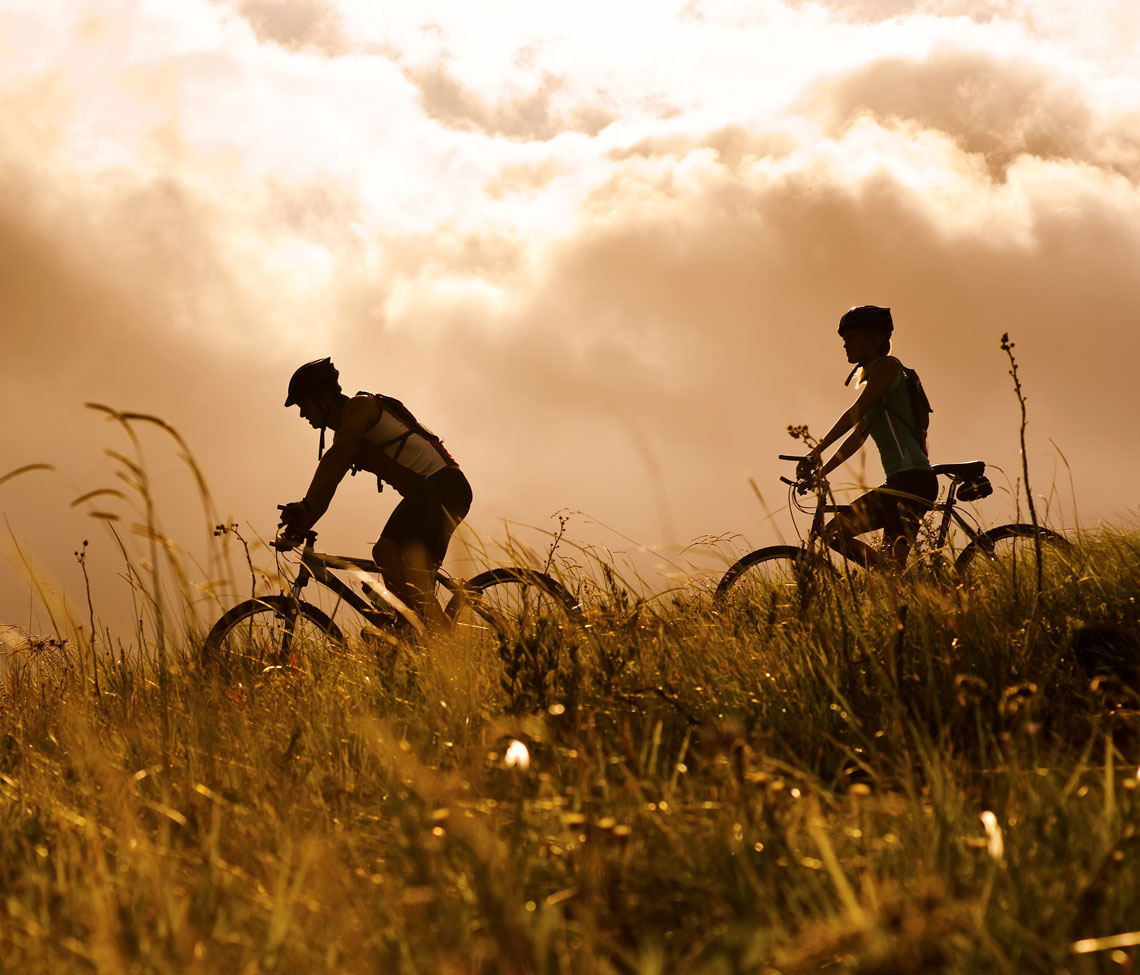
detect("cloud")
[800,50,1140,180]
[416,116,1140,547]
[608,126,799,168]
[229,0,348,55]
[484,159,569,198]
[795,0,1012,22]
[406,63,615,140]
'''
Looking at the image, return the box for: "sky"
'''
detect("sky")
[2,0,1139,635]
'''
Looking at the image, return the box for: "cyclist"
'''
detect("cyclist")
[278,358,472,625]
[796,306,937,568]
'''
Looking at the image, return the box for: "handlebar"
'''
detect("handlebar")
[275,504,316,551]
[777,455,826,495]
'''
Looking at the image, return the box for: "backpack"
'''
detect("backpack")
[362,392,444,451]
[353,391,451,491]
[890,363,933,456]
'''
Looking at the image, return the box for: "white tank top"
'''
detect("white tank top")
[363,406,451,480]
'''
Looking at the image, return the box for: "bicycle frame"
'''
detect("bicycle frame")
[277,531,468,630]
[714,457,1065,605]
[780,456,989,564]
[203,525,583,669]
[280,528,505,633]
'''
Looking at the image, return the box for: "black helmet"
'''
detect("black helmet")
[838,305,893,336]
[284,357,340,407]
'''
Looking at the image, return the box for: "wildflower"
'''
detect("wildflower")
[980,811,1004,861]
[954,673,988,707]
[504,739,530,770]
[998,681,1037,718]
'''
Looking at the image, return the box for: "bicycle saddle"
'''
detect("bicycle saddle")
[931,461,986,481]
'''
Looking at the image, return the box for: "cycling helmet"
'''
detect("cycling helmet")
[837,305,893,336]
[284,357,340,407]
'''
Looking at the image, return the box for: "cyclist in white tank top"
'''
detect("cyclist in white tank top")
[279,359,472,625]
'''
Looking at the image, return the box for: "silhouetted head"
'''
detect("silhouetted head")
[838,305,893,337]
[285,357,341,407]
[285,357,346,453]
[838,305,893,366]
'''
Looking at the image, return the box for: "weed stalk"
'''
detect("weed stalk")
[1000,333,1043,595]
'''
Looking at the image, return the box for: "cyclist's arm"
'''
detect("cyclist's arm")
[806,358,899,464]
[820,421,869,477]
[295,395,379,523]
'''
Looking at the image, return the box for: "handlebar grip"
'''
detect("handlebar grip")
[780,476,796,486]
[778,454,806,462]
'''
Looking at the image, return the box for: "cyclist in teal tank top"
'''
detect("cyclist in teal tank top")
[862,357,932,478]
[797,306,938,568]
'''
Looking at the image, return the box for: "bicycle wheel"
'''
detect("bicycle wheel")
[447,568,580,641]
[446,567,582,709]
[201,595,344,673]
[714,545,837,622]
[956,524,1073,596]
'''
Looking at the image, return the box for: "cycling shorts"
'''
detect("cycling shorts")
[850,468,938,547]
[380,466,472,567]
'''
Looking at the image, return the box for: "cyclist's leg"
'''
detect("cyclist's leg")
[824,490,889,568]
[374,468,472,628]
[881,470,939,566]
[371,534,422,618]
[402,539,446,628]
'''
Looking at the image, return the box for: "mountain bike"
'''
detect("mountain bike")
[202,524,580,673]
[714,456,1071,611]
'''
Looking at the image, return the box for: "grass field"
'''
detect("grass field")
[1,520,1138,974]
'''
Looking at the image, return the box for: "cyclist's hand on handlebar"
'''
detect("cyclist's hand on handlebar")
[278,500,311,530]
[275,501,312,550]
[795,451,822,483]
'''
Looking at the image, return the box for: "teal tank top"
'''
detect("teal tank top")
[862,358,931,477]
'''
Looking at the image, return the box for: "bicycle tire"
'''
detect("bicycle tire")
[201,595,344,672]
[713,544,846,628]
[955,523,1073,593]
[444,567,582,710]
[446,567,580,635]
[714,545,807,604]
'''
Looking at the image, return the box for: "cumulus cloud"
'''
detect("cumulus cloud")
[407,64,615,140]
[230,0,348,54]
[608,126,800,168]
[800,50,1140,180]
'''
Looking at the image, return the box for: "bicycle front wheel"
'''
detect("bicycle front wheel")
[202,595,344,674]
[956,524,1073,596]
[714,545,837,622]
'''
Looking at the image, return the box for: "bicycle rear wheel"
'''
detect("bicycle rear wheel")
[445,568,582,708]
[447,568,580,642]
[956,524,1073,597]
[202,595,344,674]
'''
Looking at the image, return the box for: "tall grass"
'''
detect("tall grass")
[2,395,1139,973]
[1,453,1138,973]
